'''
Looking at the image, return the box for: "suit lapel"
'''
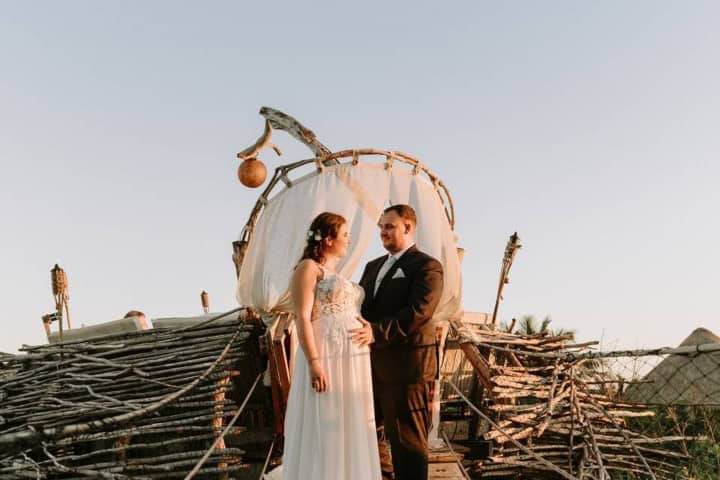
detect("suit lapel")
[363,256,387,300]
[374,245,417,300]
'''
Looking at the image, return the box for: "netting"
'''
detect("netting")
[571,338,720,479]
[441,324,720,479]
[585,345,720,407]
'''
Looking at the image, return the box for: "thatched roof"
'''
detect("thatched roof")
[624,327,720,405]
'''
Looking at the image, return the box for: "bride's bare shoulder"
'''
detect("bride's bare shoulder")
[293,258,322,280]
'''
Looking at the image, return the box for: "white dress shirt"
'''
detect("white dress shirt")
[374,243,414,295]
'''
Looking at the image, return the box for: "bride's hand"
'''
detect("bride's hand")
[309,358,328,393]
[350,317,374,346]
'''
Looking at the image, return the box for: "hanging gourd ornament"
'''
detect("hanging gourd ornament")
[236,119,281,188]
[238,158,267,188]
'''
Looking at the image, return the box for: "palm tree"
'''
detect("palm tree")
[520,315,551,335]
[502,314,576,339]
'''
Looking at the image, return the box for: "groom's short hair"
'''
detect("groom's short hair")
[384,204,417,227]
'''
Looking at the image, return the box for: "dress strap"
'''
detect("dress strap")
[314,260,328,281]
[314,261,337,280]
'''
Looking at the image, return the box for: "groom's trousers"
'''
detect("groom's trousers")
[375,380,435,480]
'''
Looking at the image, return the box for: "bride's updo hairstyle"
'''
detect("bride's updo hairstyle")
[301,212,347,265]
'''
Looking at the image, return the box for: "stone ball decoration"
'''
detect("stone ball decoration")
[238,158,267,188]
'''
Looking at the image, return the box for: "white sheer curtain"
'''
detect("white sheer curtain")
[236,161,462,322]
[236,160,463,450]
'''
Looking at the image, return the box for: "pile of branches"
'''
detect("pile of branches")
[0,352,20,381]
[460,329,690,480]
[0,318,265,480]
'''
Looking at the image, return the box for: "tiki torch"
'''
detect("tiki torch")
[490,233,522,327]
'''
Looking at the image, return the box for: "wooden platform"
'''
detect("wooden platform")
[430,462,467,479]
[429,442,468,480]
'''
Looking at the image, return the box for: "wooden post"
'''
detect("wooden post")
[429,245,465,448]
[213,374,231,480]
[265,312,295,441]
[201,291,210,314]
[490,233,521,327]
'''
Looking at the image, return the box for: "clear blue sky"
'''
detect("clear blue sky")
[1,1,718,353]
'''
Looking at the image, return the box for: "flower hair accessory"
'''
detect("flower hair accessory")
[307,229,322,241]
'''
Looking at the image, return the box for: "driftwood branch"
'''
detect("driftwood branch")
[237,119,282,161]
[259,106,331,157]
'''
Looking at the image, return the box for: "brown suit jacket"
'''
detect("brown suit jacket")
[359,245,444,384]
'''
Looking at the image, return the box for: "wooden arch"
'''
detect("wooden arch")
[232,107,457,277]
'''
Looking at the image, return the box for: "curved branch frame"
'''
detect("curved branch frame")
[232,148,456,277]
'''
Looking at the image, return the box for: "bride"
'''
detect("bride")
[265,212,381,480]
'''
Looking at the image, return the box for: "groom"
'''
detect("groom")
[353,204,444,480]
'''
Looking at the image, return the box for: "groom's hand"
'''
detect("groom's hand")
[350,317,374,346]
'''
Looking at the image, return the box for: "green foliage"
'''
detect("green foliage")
[518,314,550,335]
[628,405,720,479]
[502,314,576,339]
[684,441,720,479]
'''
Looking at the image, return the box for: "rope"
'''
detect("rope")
[279,173,293,187]
[42,444,143,480]
[258,436,276,480]
[572,342,720,359]
[384,154,394,171]
[577,383,658,480]
[184,372,263,480]
[468,339,720,362]
[469,341,590,360]
[445,380,580,480]
[440,430,471,480]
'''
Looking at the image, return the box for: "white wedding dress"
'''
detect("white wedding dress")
[265,266,381,480]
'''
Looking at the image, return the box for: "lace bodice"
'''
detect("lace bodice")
[314,271,364,318]
[312,268,365,351]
